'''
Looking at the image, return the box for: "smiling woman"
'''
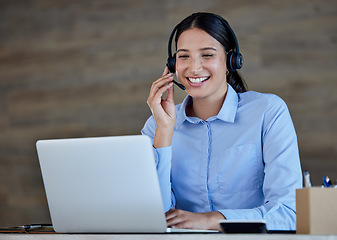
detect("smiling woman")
[175,28,228,104]
[175,12,245,91]
[143,12,302,231]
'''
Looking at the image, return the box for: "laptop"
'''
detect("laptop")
[36,135,168,233]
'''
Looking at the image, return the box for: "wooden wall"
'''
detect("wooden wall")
[0,0,336,226]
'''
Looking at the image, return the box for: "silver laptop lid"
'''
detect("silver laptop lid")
[36,135,166,233]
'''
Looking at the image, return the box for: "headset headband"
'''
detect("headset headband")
[167,24,178,60]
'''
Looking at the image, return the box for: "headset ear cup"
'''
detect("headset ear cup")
[227,51,243,72]
[166,53,176,73]
[235,52,243,70]
[227,51,235,72]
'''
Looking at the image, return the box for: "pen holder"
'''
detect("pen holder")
[296,187,337,234]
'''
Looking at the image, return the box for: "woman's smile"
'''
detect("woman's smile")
[187,76,210,83]
[186,76,211,87]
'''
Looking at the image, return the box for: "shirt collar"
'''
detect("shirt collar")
[175,83,239,129]
[216,83,238,123]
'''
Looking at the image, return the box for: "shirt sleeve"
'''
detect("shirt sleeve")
[141,116,176,212]
[218,95,302,231]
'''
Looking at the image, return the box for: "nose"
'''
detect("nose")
[191,58,202,74]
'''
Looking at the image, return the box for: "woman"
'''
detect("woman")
[142,12,302,231]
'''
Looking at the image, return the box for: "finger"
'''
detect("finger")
[150,74,173,96]
[166,80,174,103]
[162,66,169,76]
[148,82,174,109]
[148,76,174,102]
[152,73,173,88]
[166,210,187,227]
[165,208,175,216]
[171,221,192,229]
[152,82,174,103]
[165,209,177,221]
[166,216,182,227]
[167,216,193,229]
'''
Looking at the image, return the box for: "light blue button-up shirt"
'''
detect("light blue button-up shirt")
[141,84,302,230]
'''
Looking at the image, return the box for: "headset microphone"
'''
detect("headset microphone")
[172,80,186,90]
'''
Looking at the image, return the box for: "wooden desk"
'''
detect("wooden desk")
[1,234,337,240]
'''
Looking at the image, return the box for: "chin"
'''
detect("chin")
[185,89,208,99]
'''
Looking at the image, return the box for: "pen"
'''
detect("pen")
[322,176,331,188]
[303,170,312,188]
[18,224,52,231]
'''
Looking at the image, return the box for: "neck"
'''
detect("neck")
[187,86,228,121]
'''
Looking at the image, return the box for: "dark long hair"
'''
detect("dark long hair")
[174,12,247,93]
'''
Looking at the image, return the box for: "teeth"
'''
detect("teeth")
[188,77,208,83]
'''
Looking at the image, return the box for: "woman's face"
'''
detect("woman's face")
[176,27,228,101]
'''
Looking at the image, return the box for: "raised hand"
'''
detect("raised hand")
[147,67,176,148]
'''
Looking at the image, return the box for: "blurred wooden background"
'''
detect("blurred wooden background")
[0,0,336,226]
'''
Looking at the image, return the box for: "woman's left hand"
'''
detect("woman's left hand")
[165,209,225,231]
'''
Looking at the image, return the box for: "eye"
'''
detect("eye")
[178,55,189,59]
[202,54,213,58]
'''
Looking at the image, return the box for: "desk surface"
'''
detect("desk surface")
[1,233,337,240]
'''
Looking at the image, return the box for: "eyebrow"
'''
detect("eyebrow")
[177,47,217,53]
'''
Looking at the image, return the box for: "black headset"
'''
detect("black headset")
[166,14,243,74]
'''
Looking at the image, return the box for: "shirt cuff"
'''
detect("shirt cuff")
[218,208,264,221]
[153,146,172,212]
[153,146,172,167]
[218,206,296,231]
